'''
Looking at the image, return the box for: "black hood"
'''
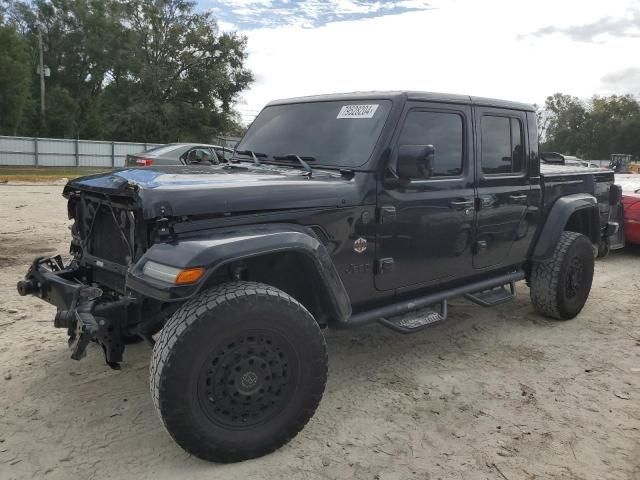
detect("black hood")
[64,165,360,219]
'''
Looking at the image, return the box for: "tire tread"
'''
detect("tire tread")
[529,231,591,320]
[150,281,328,462]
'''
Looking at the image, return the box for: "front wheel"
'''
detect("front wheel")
[529,231,595,320]
[150,282,328,462]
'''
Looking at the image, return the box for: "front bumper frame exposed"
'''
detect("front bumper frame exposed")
[16,256,99,311]
[17,256,130,368]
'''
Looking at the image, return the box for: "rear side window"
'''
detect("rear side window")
[481,116,524,175]
[398,111,464,177]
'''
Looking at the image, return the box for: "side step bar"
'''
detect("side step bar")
[379,300,447,334]
[465,281,516,307]
[342,270,524,329]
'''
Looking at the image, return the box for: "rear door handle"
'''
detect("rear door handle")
[450,200,474,210]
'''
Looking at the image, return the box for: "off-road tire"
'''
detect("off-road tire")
[529,231,594,320]
[150,281,328,463]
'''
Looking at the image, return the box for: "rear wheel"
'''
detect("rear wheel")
[150,282,328,462]
[529,231,594,320]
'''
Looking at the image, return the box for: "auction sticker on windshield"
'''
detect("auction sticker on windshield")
[337,104,379,119]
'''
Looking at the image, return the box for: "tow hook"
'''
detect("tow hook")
[17,279,37,296]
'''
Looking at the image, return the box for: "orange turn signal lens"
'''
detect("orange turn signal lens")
[175,267,206,285]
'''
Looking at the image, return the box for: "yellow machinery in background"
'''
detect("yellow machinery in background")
[609,154,634,173]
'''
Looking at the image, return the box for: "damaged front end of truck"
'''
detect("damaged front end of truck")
[17,173,172,369]
[16,164,354,369]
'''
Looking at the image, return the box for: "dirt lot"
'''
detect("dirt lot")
[0,166,107,183]
[0,184,639,480]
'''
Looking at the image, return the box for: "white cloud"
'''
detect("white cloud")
[233,0,640,120]
[217,19,239,31]
[601,67,640,94]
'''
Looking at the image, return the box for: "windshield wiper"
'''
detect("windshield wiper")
[234,150,268,166]
[272,154,315,175]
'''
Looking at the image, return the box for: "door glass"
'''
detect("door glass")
[481,116,511,174]
[207,148,221,163]
[481,116,524,175]
[398,111,463,177]
[511,118,524,172]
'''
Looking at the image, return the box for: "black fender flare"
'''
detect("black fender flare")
[127,223,352,322]
[530,193,600,261]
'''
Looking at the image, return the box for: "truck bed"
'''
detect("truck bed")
[540,163,612,176]
[540,164,614,205]
[540,163,617,247]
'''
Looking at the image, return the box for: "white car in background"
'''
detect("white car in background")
[563,156,591,168]
[125,143,235,167]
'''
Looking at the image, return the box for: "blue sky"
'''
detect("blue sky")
[204,0,432,29]
[196,0,640,124]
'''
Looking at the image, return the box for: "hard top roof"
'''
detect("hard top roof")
[267,91,535,112]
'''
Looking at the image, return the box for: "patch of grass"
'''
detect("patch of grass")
[0,166,109,182]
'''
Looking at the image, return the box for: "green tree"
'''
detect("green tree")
[103,0,252,142]
[542,93,588,156]
[540,93,640,160]
[8,0,129,136]
[4,0,252,141]
[583,95,640,160]
[0,13,32,135]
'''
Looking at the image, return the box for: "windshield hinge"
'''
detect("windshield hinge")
[156,216,175,241]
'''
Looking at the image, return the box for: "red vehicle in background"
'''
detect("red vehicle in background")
[623,190,640,244]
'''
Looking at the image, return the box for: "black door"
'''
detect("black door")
[375,102,476,291]
[473,107,532,269]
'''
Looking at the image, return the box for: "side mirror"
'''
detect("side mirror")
[397,145,435,180]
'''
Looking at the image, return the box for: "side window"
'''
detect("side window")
[207,148,220,163]
[398,110,464,177]
[185,147,215,164]
[481,115,524,175]
[511,118,524,172]
[184,148,197,163]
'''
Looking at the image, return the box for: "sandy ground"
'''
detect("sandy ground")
[0,184,639,480]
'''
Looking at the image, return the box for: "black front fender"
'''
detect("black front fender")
[531,193,599,261]
[127,223,352,322]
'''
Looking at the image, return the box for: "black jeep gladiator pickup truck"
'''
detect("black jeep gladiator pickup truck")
[17,91,623,462]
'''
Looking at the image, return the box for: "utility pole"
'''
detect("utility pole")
[38,28,45,128]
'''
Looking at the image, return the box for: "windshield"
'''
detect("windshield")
[236,100,392,167]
